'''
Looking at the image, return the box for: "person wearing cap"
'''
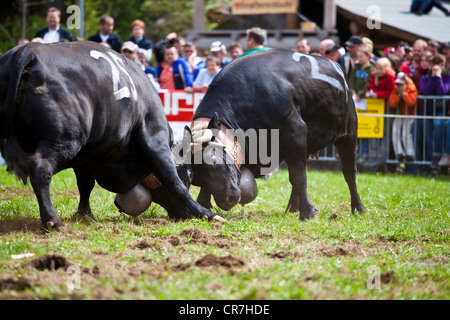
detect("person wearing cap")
[240,27,272,57]
[210,41,231,68]
[389,72,418,171]
[126,19,153,63]
[88,15,122,53]
[340,35,363,78]
[324,45,342,62]
[121,41,138,60]
[318,39,335,56]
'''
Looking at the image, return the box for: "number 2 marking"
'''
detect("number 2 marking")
[90,50,137,101]
[292,52,348,103]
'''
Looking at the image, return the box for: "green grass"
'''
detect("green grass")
[0,165,448,300]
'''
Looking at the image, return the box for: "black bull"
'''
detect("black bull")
[0,41,223,230]
[187,48,365,220]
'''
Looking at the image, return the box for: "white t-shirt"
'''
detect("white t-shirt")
[43,29,60,43]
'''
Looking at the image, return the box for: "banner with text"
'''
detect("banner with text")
[231,0,299,15]
[159,90,205,142]
[355,98,385,138]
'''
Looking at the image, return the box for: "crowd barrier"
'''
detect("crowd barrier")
[0,92,448,173]
[161,91,449,173]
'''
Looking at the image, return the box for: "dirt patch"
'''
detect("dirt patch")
[132,239,153,250]
[0,278,32,291]
[266,251,302,259]
[30,254,72,271]
[0,218,42,234]
[179,228,233,248]
[381,271,398,284]
[319,246,349,257]
[0,186,35,200]
[195,253,245,269]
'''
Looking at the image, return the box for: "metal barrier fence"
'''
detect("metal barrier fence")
[314,95,450,174]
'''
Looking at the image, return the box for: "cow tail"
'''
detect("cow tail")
[4,46,36,183]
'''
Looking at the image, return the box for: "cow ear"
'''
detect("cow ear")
[207,113,221,130]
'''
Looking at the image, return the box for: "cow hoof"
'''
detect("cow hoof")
[300,208,318,221]
[42,221,66,232]
[212,215,227,223]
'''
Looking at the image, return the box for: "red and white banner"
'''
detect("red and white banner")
[158,90,205,142]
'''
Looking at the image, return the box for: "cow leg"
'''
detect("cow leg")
[334,135,365,214]
[197,188,212,209]
[28,157,64,231]
[74,168,96,220]
[137,124,224,221]
[282,116,318,220]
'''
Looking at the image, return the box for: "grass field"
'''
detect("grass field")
[0,165,448,300]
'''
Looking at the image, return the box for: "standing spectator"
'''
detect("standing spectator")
[228,42,244,60]
[368,57,396,100]
[240,27,271,57]
[349,48,376,102]
[318,39,335,56]
[366,57,396,171]
[442,41,450,73]
[427,40,441,56]
[296,37,311,54]
[389,72,418,172]
[392,41,410,65]
[324,45,342,62]
[182,42,206,79]
[126,20,153,63]
[410,0,450,16]
[362,37,379,62]
[120,41,138,61]
[34,7,73,43]
[418,55,450,174]
[186,56,221,92]
[412,51,433,90]
[401,39,427,77]
[154,32,185,66]
[88,15,122,53]
[210,41,231,68]
[340,35,363,78]
[348,47,375,160]
[156,46,193,91]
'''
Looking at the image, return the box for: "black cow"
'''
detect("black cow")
[0,41,223,230]
[187,48,365,220]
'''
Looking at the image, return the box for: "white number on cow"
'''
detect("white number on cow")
[90,50,137,101]
[292,52,348,103]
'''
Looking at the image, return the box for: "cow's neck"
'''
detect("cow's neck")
[191,118,242,167]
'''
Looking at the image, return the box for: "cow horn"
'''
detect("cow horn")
[192,129,213,144]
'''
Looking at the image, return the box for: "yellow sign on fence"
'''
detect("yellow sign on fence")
[355,98,385,138]
[231,0,299,15]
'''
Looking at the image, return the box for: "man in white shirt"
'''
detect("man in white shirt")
[34,7,73,43]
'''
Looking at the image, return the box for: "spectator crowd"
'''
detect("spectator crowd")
[2,7,449,175]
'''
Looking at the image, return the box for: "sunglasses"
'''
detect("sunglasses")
[122,49,133,54]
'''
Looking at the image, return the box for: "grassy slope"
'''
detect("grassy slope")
[0,166,449,299]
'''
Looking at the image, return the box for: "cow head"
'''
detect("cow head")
[182,115,241,211]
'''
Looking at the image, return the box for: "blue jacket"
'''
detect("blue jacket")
[156,57,194,89]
